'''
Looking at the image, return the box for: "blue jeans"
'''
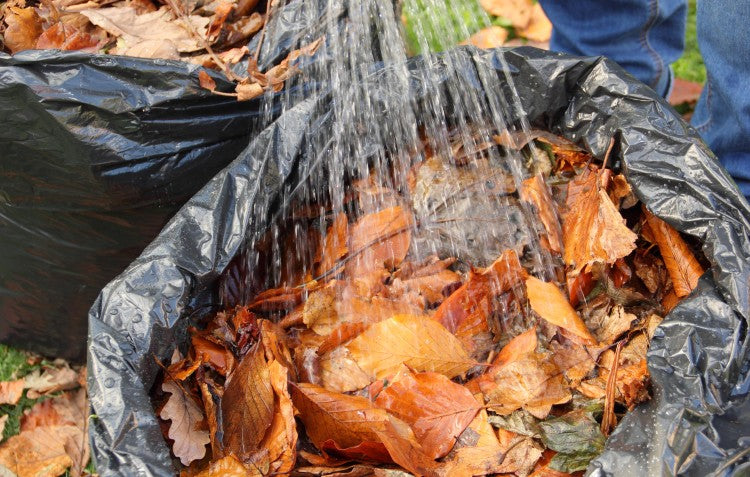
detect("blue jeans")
[538,0,750,200]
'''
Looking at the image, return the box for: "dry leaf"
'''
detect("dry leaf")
[0,415,7,440]
[161,380,210,466]
[642,207,703,297]
[374,369,481,459]
[0,380,25,405]
[563,169,637,273]
[221,342,274,459]
[24,365,79,399]
[81,6,210,56]
[463,26,508,49]
[347,314,475,380]
[236,82,264,101]
[587,305,636,345]
[479,0,533,28]
[517,3,552,42]
[195,455,252,477]
[3,6,43,53]
[526,277,596,344]
[35,22,103,51]
[199,70,217,92]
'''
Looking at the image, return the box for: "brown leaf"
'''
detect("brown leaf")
[463,26,508,49]
[236,82,264,101]
[191,334,234,376]
[347,206,413,275]
[517,3,552,42]
[443,410,542,476]
[195,455,254,476]
[433,249,526,336]
[642,207,704,297]
[521,175,562,254]
[347,314,475,380]
[290,382,390,458]
[0,379,25,405]
[24,365,79,399]
[319,346,372,393]
[3,6,43,53]
[35,22,103,51]
[479,0,533,28]
[563,169,637,273]
[199,70,217,92]
[317,212,349,277]
[375,369,481,459]
[221,342,274,460]
[374,416,441,477]
[207,1,233,41]
[586,305,636,345]
[80,6,210,57]
[161,380,210,466]
[526,276,596,344]
[0,415,7,440]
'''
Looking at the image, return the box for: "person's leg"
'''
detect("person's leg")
[692,1,750,199]
[538,0,687,97]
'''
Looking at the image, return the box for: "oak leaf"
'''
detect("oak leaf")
[642,207,703,297]
[161,380,210,466]
[374,370,481,459]
[562,169,637,273]
[24,365,79,399]
[346,314,475,380]
[525,277,596,344]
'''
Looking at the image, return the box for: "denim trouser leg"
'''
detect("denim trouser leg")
[691,0,750,199]
[538,0,687,97]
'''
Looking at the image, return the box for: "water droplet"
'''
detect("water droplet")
[104,378,115,388]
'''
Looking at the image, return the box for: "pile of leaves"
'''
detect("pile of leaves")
[155,130,705,476]
[402,0,552,55]
[0,350,90,477]
[0,0,322,100]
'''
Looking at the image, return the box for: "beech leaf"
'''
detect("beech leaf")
[374,370,481,459]
[526,277,596,344]
[0,379,25,405]
[346,314,475,380]
[3,6,43,54]
[642,207,704,297]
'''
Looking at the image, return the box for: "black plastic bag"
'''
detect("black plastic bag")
[87,47,750,476]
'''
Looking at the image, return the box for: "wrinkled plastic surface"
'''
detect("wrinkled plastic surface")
[88,47,750,476]
[0,49,273,361]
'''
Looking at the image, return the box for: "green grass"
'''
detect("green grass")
[673,0,706,83]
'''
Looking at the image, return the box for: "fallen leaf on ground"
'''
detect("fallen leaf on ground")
[0,380,25,405]
[24,365,79,399]
[521,175,563,253]
[479,0,533,28]
[347,314,475,380]
[374,369,481,459]
[517,3,552,42]
[463,26,508,49]
[161,380,210,466]
[3,6,43,53]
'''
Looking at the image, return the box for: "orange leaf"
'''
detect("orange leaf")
[35,22,102,51]
[525,276,596,344]
[221,342,274,459]
[191,335,234,376]
[347,206,413,274]
[346,314,475,380]
[289,382,390,458]
[316,212,349,276]
[4,7,43,54]
[521,175,562,254]
[236,82,264,101]
[374,370,481,459]
[562,169,637,272]
[194,455,252,477]
[463,26,508,49]
[642,207,704,297]
[374,416,442,477]
[0,379,25,405]
[479,0,533,28]
[199,70,217,92]
[434,249,526,334]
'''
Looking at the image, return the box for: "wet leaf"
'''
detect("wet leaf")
[161,380,210,466]
[373,416,441,476]
[538,409,606,473]
[374,369,481,459]
[347,314,475,380]
[221,342,274,459]
[584,304,636,345]
[3,6,43,53]
[563,169,637,273]
[526,277,596,344]
[319,347,372,393]
[199,70,217,92]
[317,212,349,277]
[347,206,413,275]
[290,383,390,458]
[195,455,252,476]
[522,174,563,253]
[642,207,703,297]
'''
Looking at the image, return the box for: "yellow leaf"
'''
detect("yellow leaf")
[525,277,596,344]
